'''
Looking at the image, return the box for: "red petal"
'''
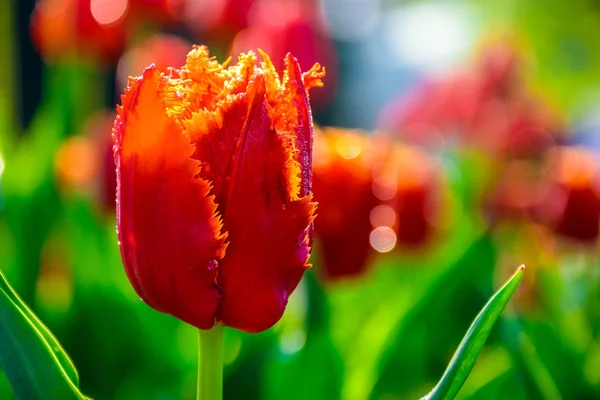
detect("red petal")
[114,66,226,330]
[216,77,316,332]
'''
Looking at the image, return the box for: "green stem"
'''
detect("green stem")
[197,324,224,400]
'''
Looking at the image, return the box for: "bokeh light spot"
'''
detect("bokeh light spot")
[384,2,473,72]
[279,330,306,355]
[334,134,362,159]
[91,0,128,26]
[370,226,397,253]
[370,205,396,227]
[55,137,98,187]
[372,170,397,200]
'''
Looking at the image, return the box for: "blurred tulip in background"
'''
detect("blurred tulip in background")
[379,39,563,161]
[30,0,128,63]
[54,111,116,214]
[535,146,600,244]
[386,145,443,248]
[313,128,379,280]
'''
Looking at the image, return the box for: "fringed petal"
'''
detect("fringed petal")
[114,66,227,330]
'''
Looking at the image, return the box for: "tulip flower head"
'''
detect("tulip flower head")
[534,147,600,243]
[313,128,379,280]
[113,46,324,333]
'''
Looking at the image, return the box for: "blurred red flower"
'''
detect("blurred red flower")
[54,111,116,214]
[30,0,128,63]
[485,160,544,224]
[381,145,442,248]
[312,128,380,280]
[113,46,324,332]
[534,147,600,243]
[128,0,184,25]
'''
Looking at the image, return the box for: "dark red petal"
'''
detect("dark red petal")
[216,77,316,333]
[395,185,434,246]
[554,186,600,242]
[114,67,226,330]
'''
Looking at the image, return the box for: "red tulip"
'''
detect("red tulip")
[113,46,324,332]
[30,0,128,63]
[312,128,379,280]
[54,112,117,213]
[534,147,600,243]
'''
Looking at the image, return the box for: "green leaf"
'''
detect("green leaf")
[423,265,525,400]
[0,269,87,399]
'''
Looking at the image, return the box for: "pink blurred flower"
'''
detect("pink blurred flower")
[379,41,562,159]
[485,160,544,224]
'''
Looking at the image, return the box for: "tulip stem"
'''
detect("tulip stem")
[197,324,224,400]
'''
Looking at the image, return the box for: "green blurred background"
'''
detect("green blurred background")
[2,0,600,399]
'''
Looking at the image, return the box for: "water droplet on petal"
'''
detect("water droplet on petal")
[207,258,219,271]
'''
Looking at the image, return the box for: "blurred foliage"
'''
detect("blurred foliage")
[470,0,600,120]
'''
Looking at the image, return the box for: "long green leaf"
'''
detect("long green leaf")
[422,265,525,400]
[0,270,79,386]
[0,269,86,399]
